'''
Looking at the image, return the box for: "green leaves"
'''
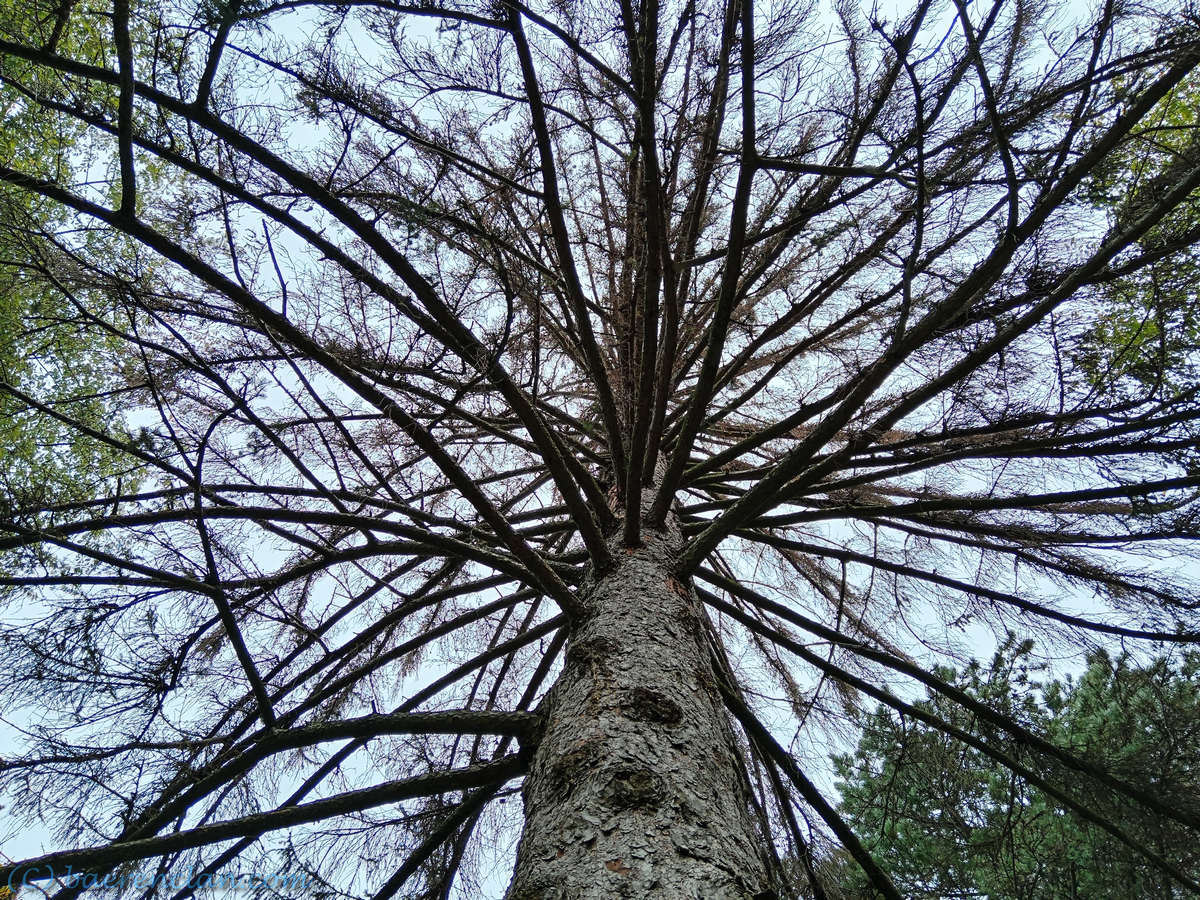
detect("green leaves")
[826,640,1200,898]
[0,0,141,521]
[1076,76,1200,399]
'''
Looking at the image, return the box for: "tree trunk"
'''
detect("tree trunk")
[505,509,776,899]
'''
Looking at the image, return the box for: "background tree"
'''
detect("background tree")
[0,0,142,526]
[826,641,1200,899]
[1076,75,1200,396]
[2,0,1200,897]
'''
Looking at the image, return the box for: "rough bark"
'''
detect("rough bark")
[506,510,775,899]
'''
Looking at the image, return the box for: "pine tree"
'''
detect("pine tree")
[2,0,1200,897]
[829,642,1200,898]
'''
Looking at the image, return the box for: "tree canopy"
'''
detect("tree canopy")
[0,0,143,529]
[829,641,1200,898]
[2,0,1200,896]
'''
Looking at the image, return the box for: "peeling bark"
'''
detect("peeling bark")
[506,512,776,899]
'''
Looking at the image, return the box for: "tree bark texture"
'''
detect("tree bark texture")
[506,513,775,899]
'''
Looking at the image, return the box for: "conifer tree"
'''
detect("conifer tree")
[2,0,1200,896]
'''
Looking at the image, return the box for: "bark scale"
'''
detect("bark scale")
[505,511,775,898]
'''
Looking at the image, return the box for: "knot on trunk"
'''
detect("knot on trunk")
[565,636,618,673]
[547,737,604,786]
[621,687,683,726]
[601,766,666,809]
